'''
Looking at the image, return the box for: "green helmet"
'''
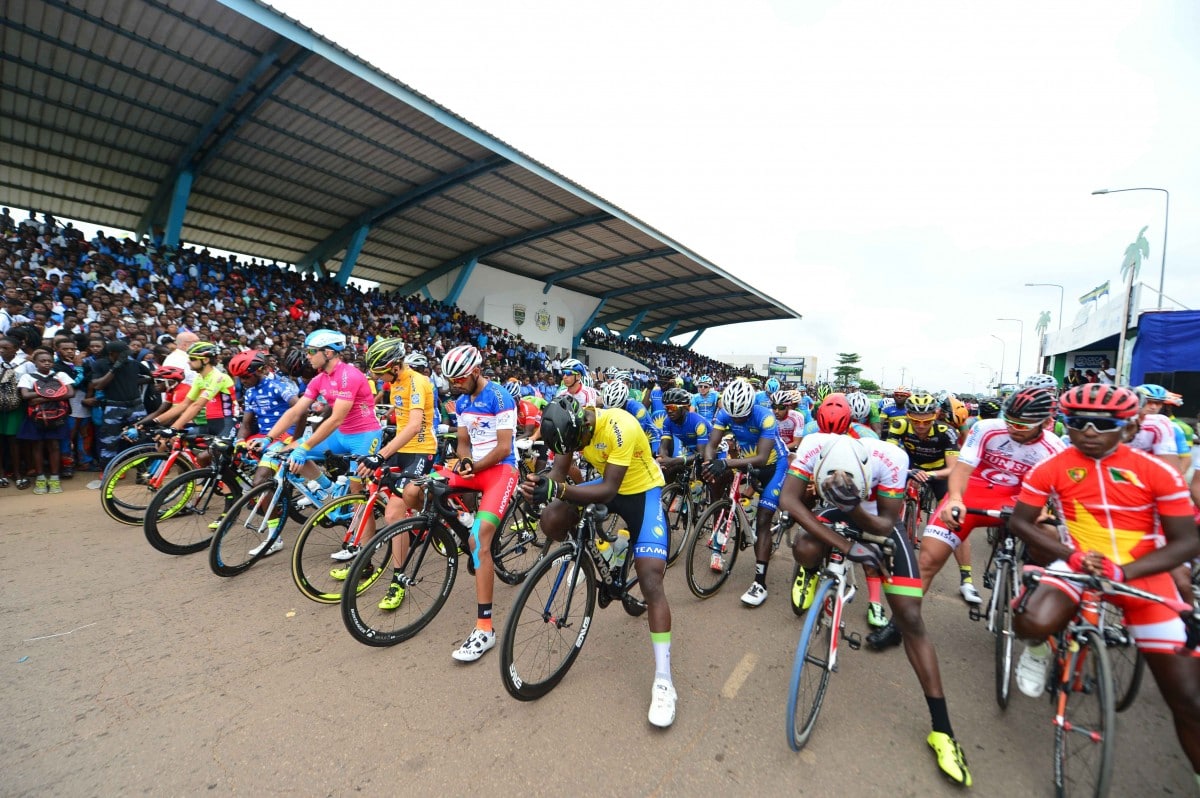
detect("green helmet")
[816,383,833,402]
[365,338,406,372]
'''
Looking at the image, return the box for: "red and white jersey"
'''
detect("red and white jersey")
[564,382,598,408]
[776,409,804,446]
[789,433,909,516]
[958,418,1065,492]
[1129,413,1179,456]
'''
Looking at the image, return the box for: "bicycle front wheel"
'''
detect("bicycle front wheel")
[787,578,836,751]
[209,482,288,577]
[902,494,921,548]
[101,450,193,525]
[341,518,458,646]
[992,560,1015,710]
[291,493,387,604]
[1054,628,1115,798]
[492,494,545,586]
[685,500,738,598]
[143,468,226,555]
[500,544,597,700]
[660,483,694,567]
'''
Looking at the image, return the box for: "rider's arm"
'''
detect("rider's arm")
[1124,514,1200,580]
[470,426,513,473]
[1009,500,1073,563]
[379,406,422,459]
[561,461,625,506]
[727,435,772,470]
[302,397,353,451]
[932,450,958,481]
[265,395,313,443]
[703,424,728,461]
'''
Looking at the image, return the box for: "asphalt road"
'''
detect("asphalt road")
[1,481,1192,797]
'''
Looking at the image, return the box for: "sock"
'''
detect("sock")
[926,695,953,737]
[1025,641,1050,659]
[477,603,493,633]
[651,631,672,681]
[755,561,768,587]
[316,473,333,491]
[867,575,883,604]
[50,474,59,480]
[959,565,973,585]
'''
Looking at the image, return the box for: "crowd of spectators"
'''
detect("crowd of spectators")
[582,329,742,384]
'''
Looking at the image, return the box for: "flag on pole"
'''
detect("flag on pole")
[1078,281,1110,304]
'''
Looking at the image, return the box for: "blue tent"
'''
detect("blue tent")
[1130,311,1200,416]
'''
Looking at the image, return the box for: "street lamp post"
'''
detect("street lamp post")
[1092,187,1170,309]
[998,318,1024,384]
[989,335,1006,386]
[1024,283,1064,330]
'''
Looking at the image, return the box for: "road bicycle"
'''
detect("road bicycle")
[659,461,705,567]
[902,470,938,548]
[961,506,1024,709]
[500,502,647,700]
[786,519,894,751]
[99,425,205,525]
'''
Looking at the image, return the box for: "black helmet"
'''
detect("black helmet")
[1003,387,1056,423]
[540,394,586,454]
[281,348,307,378]
[978,398,1002,419]
[662,387,691,406]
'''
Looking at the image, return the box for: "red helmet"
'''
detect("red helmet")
[1059,384,1140,420]
[815,393,853,435]
[152,365,185,382]
[228,350,267,378]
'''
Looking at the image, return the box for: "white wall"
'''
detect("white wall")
[579,347,651,372]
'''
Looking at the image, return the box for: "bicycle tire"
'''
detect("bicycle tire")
[143,468,226,555]
[492,493,545,586]
[902,494,921,548]
[660,483,694,568]
[100,442,157,482]
[1102,606,1145,713]
[992,560,1015,710]
[341,517,458,646]
[500,543,597,700]
[100,449,193,525]
[684,499,739,598]
[1053,628,1115,798]
[209,481,289,577]
[787,578,836,751]
[291,493,388,604]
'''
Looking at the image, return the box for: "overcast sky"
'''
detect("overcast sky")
[265,0,1198,392]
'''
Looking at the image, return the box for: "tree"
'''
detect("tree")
[859,378,880,392]
[1121,225,1150,284]
[834,352,863,386]
[1034,311,1051,338]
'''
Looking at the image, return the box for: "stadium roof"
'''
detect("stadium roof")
[0,0,802,340]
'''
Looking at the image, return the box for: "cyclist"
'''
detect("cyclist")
[771,389,806,451]
[800,393,876,440]
[159,341,236,436]
[690,374,719,425]
[1007,384,1200,783]
[1162,391,1193,472]
[882,393,977,606]
[656,386,710,481]
[256,329,383,555]
[781,432,973,786]
[881,386,911,424]
[701,379,789,608]
[960,397,1001,436]
[558,358,598,408]
[440,344,519,662]
[751,376,772,410]
[845,392,881,441]
[523,394,677,727]
[505,379,543,444]
[846,380,883,434]
[1132,384,1182,473]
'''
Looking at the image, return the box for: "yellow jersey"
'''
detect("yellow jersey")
[388,367,436,455]
[581,408,665,496]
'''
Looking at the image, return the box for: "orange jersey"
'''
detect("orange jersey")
[1017,445,1193,566]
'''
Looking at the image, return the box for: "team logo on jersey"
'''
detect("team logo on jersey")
[513,304,526,326]
[535,308,551,331]
[1107,467,1144,488]
[1066,467,1087,483]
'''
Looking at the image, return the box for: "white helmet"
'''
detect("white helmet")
[1023,373,1058,390]
[601,380,629,409]
[721,379,757,417]
[441,345,482,379]
[404,352,428,368]
[846,391,872,422]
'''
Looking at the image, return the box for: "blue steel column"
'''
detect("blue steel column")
[655,320,679,343]
[334,225,371,286]
[682,329,705,349]
[572,298,608,351]
[445,258,478,305]
[164,171,193,248]
[624,310,649,338]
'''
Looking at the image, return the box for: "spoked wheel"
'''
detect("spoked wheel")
[492,494,545,586]
[660,484,694,567]
[991,561,1016,709]
[1102,605,1145,713]
[902,493,921,548]
[291,493,387,604]
[787,578,835,751]
[341,518,458,646]
[209,481,290,577]
[1053,629,1115,798]
[685,500,739,598]
[143,468,228,555]
[500,545,597,700]
[102,450,193,526]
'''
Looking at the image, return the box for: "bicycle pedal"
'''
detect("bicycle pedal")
[845,631,862,650]
[968,606,983,622]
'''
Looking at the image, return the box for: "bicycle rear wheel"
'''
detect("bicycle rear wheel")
[143,468,226,555]
[209,482,289,576]
[492,493,545,586]
[291,493,387,604]
[660,483,694,567]
[500,544,597,700]
[685,500,738,598]
[1053,628,1115,798]
[787,578,835,751]
[101,450,193,525]
[992,560,1015,710]
[341,518,458,646]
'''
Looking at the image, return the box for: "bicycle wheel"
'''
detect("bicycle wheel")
[341,518,458,646]
[1102,606,1145,713]
[143,468,227,555]
[661,483,694,567]
[209,481,289,577]
[492,494,545,586]
[101,450,193,525]
[902,494,921,547]
[992,560,1015,710]
[787,578,836,751]
[291,493,388,604]
[685,500,739,598]
[500,544,597,700]
[1054,628,1115,798]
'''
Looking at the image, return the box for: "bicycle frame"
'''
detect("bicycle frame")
[710,469,756,552]
[542,506,639,624]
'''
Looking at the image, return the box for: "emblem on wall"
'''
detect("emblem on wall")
[513,304,526,326]
[557,316,566,333]
[535,307,551,331]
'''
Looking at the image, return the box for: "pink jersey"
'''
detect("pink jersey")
[776,409,804,446]
[303,361,380,434]
[958,418,1065,492]
[1130,413,1178,456]
[789,433,909,515]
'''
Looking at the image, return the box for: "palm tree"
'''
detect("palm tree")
[1121,225,1150,283]
[1034,311,1051,338]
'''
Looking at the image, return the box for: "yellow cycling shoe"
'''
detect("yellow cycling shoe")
[791,567,817,615]
[927,731,972,787]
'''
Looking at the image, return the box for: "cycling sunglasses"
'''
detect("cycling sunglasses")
[665,403,688,411]
[1063,416,1129,433]
[1002,416,1041,431]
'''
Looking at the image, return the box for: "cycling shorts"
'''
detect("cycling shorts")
[812,506,922,598]
[446,463,518,526]
[753,458,789,513]
[388,451,436,480]
[1036,564,1198,657]
[577,481,668,562]
[299,428,382,461]
[923,479,1017,551]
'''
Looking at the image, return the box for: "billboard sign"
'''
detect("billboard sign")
[768,356,806,378]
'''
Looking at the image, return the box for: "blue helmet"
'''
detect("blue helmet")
[1135,384,1168,403]
[766,377,781,393]
[304,329,346,352]
[697,374,713,386]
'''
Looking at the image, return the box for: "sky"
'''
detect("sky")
[257,2,1196,391]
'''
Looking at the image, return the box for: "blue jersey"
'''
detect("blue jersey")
[453,381,518,467]
[712,404,787,466]
[648,409,667,455]
[243,373,298,435]
[623,398,658,446]
[881,403,907,422]
[661,411,710,455]
[649,386,665,415]
[690,391,719,425]
[754,390,772,410]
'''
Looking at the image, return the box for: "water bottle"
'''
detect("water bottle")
[611,529,630,569]
[306,478,329,503]
[690,479,704,501]
[333,474,349,496]
[457,510,475,528]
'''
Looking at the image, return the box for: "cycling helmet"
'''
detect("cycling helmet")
[1059,384,1140,420]
[1003,386,1056,422]
[1135,384,1169,403]
[281,348,307,377]
[152,365,186,383]
[186,341,220,361]
[978,398,1002,419]
[540,394,586,454]
[765,377,781,393]
[905,393,938,418]
[697,374,713,386]
[601,379,629,409]
[893,386,912,399]
[404,352,428,369]
[659,368,677,380]
[846,391,872,422]
[1164,391,1183,407]
[614,370,633,384]
[772,389,802,408]
[604,366,620,378]
[815,393,853,435]
[560,358,587,376]
[746,376,762,388]
[663,387,692,406]
[947,397,969,428]
[304,328,346,352]
[816,383,833,402]
[365,338,406,372]
[879,397,896,411]
[1024,373,1059,390]
[504,380,522,400]
[227,349,266,378]
[441,345,482,379]
[721,379,757,417]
